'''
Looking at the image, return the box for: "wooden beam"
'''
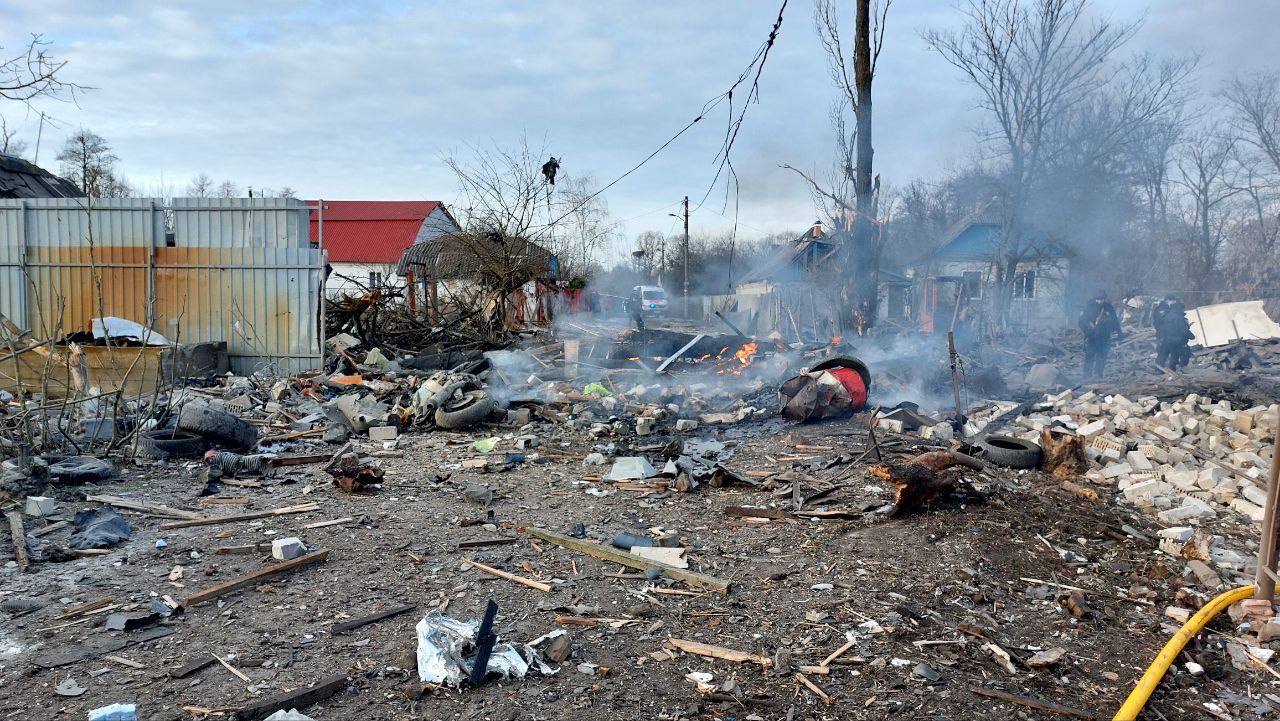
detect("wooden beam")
[525,527,730,593]
[233,672,349,721]
[667,638,770,666]
[160,503,320,530]
[6,511,28,570]
[465,559,552,592]
[332,603,416,634]
[183,550,330,607]
[86,494,201,520]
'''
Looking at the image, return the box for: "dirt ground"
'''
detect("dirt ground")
[0,409,1271,720]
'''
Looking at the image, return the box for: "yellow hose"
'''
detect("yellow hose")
[1112,584,1256,720]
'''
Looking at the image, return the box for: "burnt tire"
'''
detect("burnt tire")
[142,429,208,458]
[47,455,115,484]
[974,435,1043,469]
[435,390,496,430]
[178,400,258,450]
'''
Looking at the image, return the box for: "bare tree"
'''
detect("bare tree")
[1224,72,1280,178]
[555,175,618,280]
[56,130,124,197]
[277,186,298,199]
[215,180,239,198]
[445,137,550,239]
[923,0,1140,323]
[782,0,891,333]
[1173,132,1242,289]
[0,116,27,157]
[0,35,85,109]
[186,173,214,197]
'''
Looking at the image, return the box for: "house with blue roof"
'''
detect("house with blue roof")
[913,219,1072,332]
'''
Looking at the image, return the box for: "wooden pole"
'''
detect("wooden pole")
[1254,411,1280,600]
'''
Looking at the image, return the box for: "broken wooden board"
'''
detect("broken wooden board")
[525,527,730,593]
[182,550,330,606]
[86,495,202,520]
[7,511,28,570]
[667,638,770,666]
[33,626,174,669]
[332,603,416,634]
[233,672,349,721]
[159,503,320,530]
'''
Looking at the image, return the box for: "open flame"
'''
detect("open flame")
[716,341,758,376]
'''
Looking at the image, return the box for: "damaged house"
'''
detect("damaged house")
[309,200,460,297]
[398,231,559,327]
[723,221,910,340]
[912,217,1072,333]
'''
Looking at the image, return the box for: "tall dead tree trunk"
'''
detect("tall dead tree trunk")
[848,0,879,334]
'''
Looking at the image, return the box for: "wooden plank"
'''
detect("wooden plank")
[182,550,330,607]
[214,653,252,683]
[160,503,319,530]
[59,597,113,619]
[457,537,520,549]
[170,656,216,679]
[465,559,552,592]
[332,603,416,634]
[969,686,1098,720]
[796,672,831,703]
[6,511,28,570]
[104,654,146,670]
[668,638,770,666]
[303,517,353,530]
[29,520,70,538]
[525,527,730,593]
[86,495,202,520]
[233,672,349,721]
[655,333,706,373]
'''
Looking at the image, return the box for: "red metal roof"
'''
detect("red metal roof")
[308,200,444,264]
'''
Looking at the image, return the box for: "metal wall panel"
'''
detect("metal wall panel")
[171,197,310,249]
[0,198,323,374]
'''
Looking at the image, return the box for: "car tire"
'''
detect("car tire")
[974,435,1043,469]
[435,390,497,430]
[47,456,115,484]
[178,400,258,450]
[142,429,209,458]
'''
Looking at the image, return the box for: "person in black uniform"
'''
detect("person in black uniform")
[1078,291,1121,378]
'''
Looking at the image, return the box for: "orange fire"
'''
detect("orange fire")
[734,341,758,366]
[831,335,843,345]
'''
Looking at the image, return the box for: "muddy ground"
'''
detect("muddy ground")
[0,408,1272,720]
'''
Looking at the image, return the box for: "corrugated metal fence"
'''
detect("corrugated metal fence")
[0,197,325,374]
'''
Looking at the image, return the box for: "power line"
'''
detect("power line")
[528,0,791,243]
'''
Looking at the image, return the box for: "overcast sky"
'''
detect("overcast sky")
[2,0,1276,256]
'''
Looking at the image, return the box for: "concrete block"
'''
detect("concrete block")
[674,419,699,432]
[1230,497,1265,523]
[1123,479,1171,503]
[1077,419,1108,438]
[1102,462,1133,479]
[1235,413,1256,434]
[1165,469,1199,491]
[1158,497,1217,524]
[24,496,56,517]
[1149,424,1182,442]
[1126,451,1154,471]
[635,417,656,436]
[877,418,905,434]
[368,425,399,442]
[271,537,307,560]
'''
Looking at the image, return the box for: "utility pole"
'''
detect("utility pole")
[682,195,689,319]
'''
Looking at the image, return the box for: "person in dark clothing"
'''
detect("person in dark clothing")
[624,287,645,330]
[1078,291,1122,378]
[1155,295,1193,369]
[1152,294,1173,367]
